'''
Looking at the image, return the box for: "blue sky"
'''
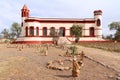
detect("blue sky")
[0,0,120,36]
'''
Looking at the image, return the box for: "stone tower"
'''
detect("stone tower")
[21,5,30,36]
[94,10,102,38]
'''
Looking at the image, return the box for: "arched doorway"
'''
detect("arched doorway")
[43,27,47,36]
[25,27,28,37]
[50,27,55,37]
[59,27,65,37]
[89,27,95,37]
[36,27,39,36]
[29,27,34,36]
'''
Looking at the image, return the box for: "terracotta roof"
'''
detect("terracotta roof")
[22,4,29,10]
[94,10,102,13]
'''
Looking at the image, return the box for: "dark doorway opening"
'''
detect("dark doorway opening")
[90,27,95,37]
[59,27,65,37]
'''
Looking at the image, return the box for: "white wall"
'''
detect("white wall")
[94,15,102,37]
[84,23,95,36]
[21,19,103,38]
[40,23,74,36]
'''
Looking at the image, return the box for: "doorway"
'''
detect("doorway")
[59,27,65,37]
[89,27,95,37]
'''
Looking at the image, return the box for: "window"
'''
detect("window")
[29,27,34,36]
[25,27,28,36]
[59,27,65,37]
[43,27,47,36]
[50,27,55,37]
[36,27,39,36]
[97,19,101,26]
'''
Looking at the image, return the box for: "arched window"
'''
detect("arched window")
[36,27,39,36]
[29,27,34,36]
[50,27,55,37]
[97,19,101,26]
[25,27,28,37]
[43,27,47,36]
[59,27,65,37]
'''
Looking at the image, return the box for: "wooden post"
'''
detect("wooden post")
[80,51,85,61]
[72,56,80,77]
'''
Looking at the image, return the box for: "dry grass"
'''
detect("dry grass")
[78,42,120,52]
[0,43,118,80]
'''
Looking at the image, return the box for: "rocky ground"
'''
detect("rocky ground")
[0,44,119,80]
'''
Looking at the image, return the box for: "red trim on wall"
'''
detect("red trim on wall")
[64,28,102,30]
[25,19,95,23]
[78,40,109,42]
[22,36,53,37]
[12,40,108,44]
[83,35,102,37]
[82,28,102,30]
[95,28,102,30]
[12,41,53,44]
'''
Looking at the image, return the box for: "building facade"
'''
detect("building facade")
[15,5,105,44]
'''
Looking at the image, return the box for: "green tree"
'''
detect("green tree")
[11,22,21,38]
[105,34,113,40]
[71,24,82,43]
[109,22,120,40]
[1,28,9,39]
[114,28,120,40]
[9,32,16,40]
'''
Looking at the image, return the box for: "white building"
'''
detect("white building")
[15,5,105,44]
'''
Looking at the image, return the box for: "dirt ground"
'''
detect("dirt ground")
[0,44,118,80]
